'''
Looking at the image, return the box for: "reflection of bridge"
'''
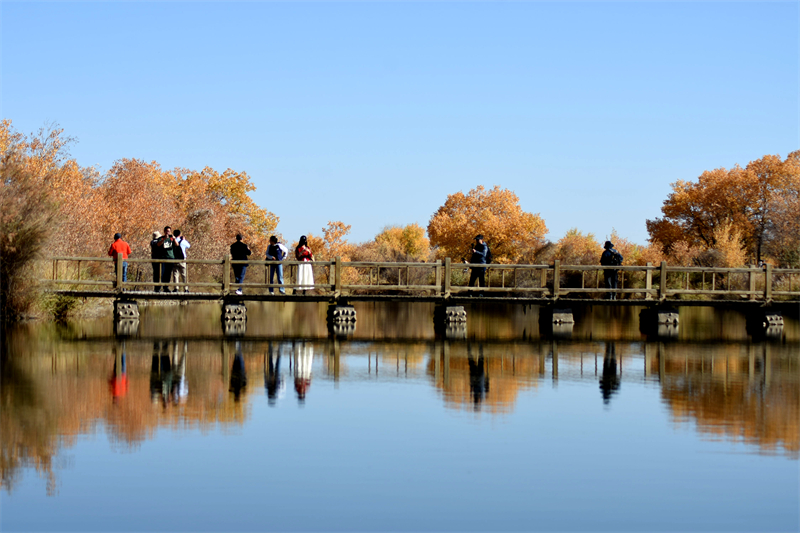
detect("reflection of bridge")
[44,256,799,338]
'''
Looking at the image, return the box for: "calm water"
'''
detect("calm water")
[2,302,798,532]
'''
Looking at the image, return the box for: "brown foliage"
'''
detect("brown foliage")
[647,152,800,265]
[428,185,548,263]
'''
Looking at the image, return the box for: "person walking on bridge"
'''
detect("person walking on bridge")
[467,234,490,295]
[108,233,132,283]
[230,233,252,295]
[600,240,623,300]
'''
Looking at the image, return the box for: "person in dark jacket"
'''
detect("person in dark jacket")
[230,233,252,295]
[150,231,162,292]
[467,234,489,293]
[156,226,177,292]
[600,240,623,300]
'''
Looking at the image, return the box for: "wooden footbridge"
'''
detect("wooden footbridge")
[42,256,799,338]
[44,256,800,303]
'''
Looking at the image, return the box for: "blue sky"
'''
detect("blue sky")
[2,2,798,246]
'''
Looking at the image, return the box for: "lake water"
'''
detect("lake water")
[2,302,798,532]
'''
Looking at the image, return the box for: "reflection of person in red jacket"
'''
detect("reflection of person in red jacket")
[109,352,128,402]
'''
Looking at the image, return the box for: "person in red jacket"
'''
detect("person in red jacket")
[108,233,132,282]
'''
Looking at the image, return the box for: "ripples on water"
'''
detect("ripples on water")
[1,302,798,532]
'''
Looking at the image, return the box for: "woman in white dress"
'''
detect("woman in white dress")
[295,235,314,294]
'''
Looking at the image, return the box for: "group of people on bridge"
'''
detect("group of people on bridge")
[107,229,317,294]
[109,230,623,298]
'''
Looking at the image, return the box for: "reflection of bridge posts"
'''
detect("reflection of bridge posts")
[644,343,654,379]
[551,340,559,383]
[441,341,451,389]
[764,343,772,388]
[222,341,230,383]
[330,338,341,385]
[658,343,666,381]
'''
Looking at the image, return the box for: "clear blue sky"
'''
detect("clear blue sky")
[2,2,798,246]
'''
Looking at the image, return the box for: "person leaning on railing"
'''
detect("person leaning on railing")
[108,233,132,283]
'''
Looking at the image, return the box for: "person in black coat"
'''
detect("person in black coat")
[468,234,489,293]
[600,241,623,300]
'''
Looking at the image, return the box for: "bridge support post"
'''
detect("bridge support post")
[434,304,467,339]
[222,301,247,336]
[328,302,356,338]
[746,308,784,339]
[539,305,573,338]
[639,306,679,338]
[113,300,139,337]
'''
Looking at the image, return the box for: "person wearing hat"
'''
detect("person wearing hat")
[150,230,163,292]
[600,240,624,300]
[108,233,132,283]
[468,234,490,295]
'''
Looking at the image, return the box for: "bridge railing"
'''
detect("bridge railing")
[41,256,800,301]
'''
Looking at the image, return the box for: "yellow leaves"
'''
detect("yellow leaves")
[428,185,548,263]
[374,223,430,261]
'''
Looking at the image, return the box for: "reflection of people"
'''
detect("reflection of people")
[230,341,247,401]
[467,345,489,409]
[600,241,623,300]
[293,341,314,403]
[109,349,128,402]
[264,342,283,406]
[149,341,188,407]
[230,234,252,296]
[150,341,174,408]
[599,342,620,404]
[295,236,314,295]
[467,235,489,294]
[108,233,132,283]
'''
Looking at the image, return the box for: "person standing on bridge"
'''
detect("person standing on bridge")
[467,234,490,295]
[108,233,132,283]
[157,226,178,292]
[266,235,288,294]
[172,229,190,293]
[600,240,623,300]
[150,231,162,292]
[230,233,252,295]
[295,235,314,295]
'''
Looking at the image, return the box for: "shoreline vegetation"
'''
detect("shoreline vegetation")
[2,120,798,323]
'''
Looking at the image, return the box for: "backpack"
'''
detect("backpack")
[611,251,623,266]
[485,246,493,264]
[174,237,185,260]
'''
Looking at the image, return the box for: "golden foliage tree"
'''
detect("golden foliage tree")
[647,152,800,265]
[428,185,548,263]
[373,223,431,261]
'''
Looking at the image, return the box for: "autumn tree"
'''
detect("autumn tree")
[647,152,800,265]
[428,185,548,263]
[373,224,431,261]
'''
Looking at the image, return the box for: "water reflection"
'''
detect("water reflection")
[1,303,798,502]
[599,342,620,405]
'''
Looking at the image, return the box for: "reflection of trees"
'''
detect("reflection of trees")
[655,343,799,457]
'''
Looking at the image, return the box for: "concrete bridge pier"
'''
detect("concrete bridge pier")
[539,306,574,338]
[746,309,784,340]
[639,307,679,339]
[328,302,357,338]
[434,305,467,339]
[113,300,140,337]
[222,301,247,336]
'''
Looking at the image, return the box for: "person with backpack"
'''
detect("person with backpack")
[172,229,191,293]
[266,235,289,294]
[467,234,490,295]
[600,240,624,300]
